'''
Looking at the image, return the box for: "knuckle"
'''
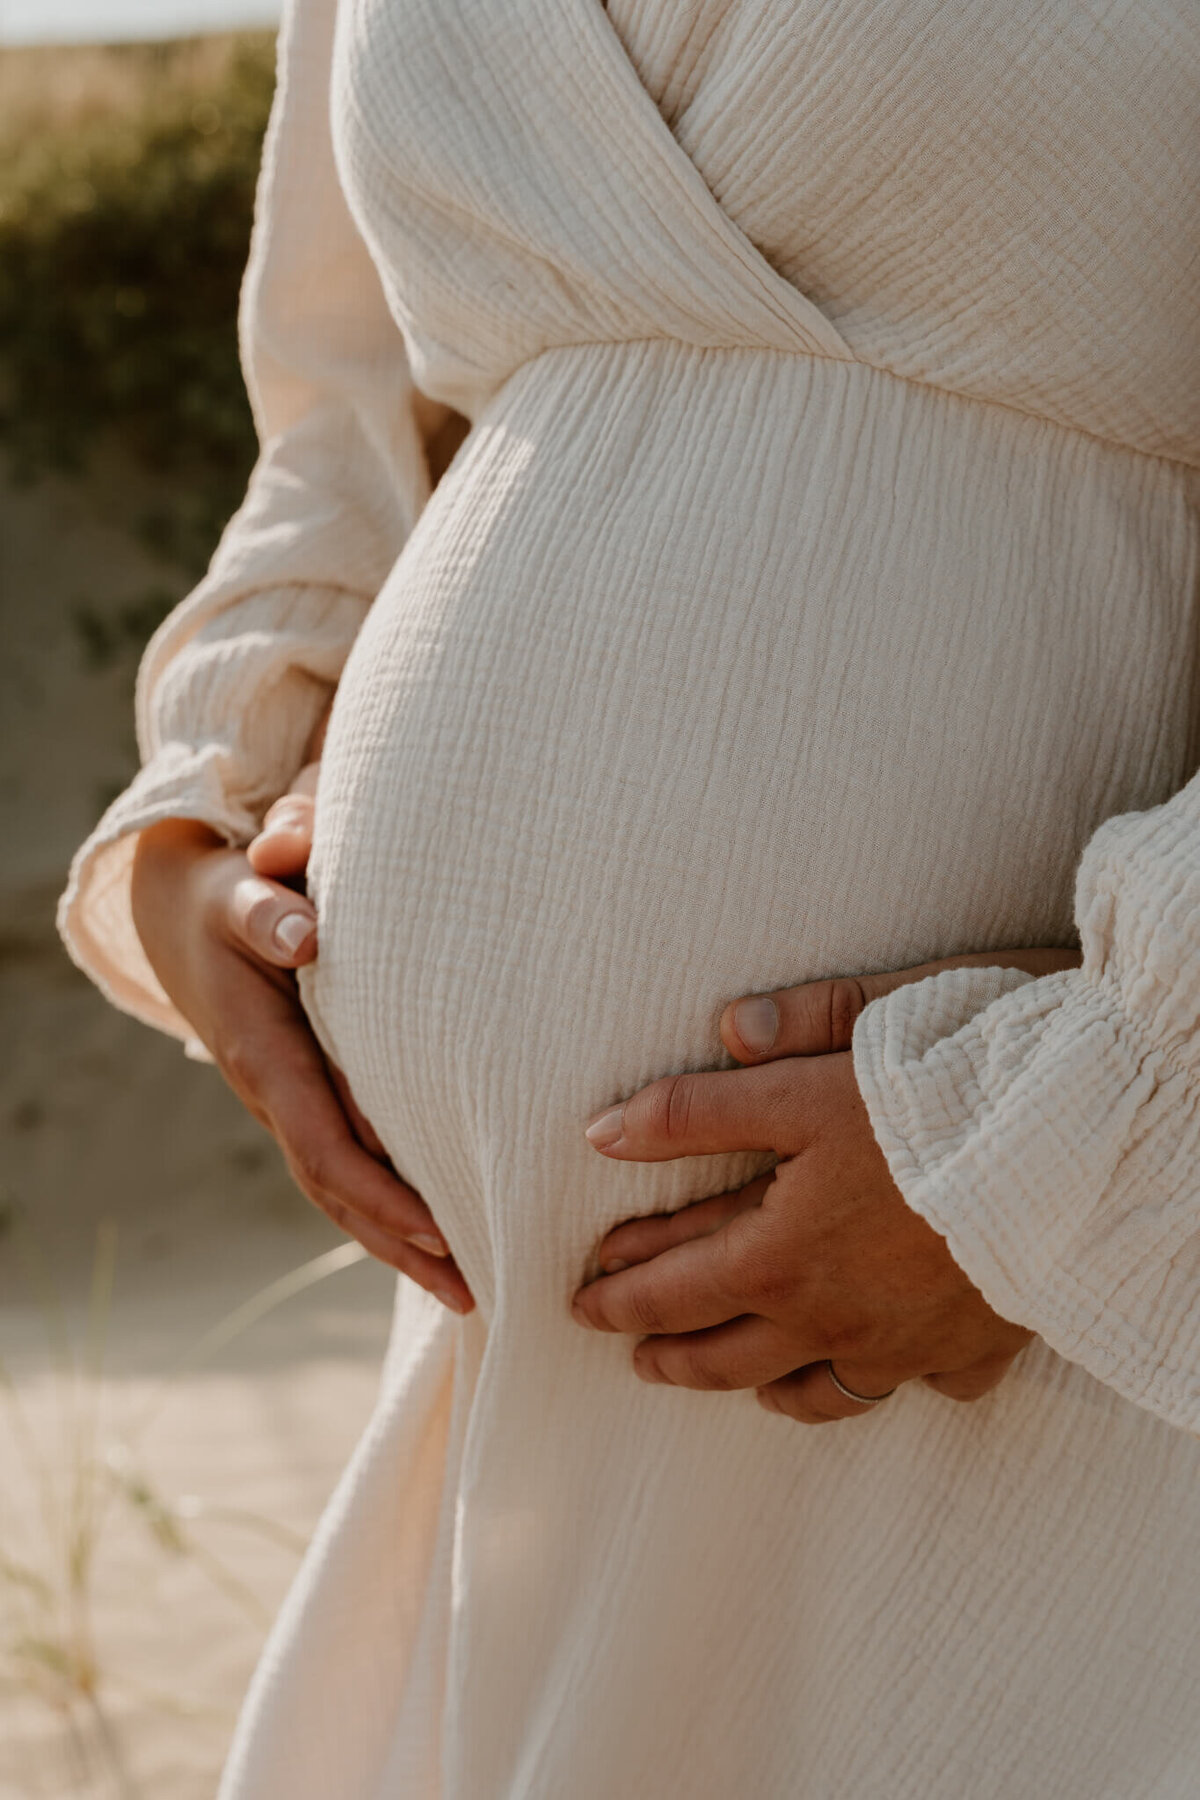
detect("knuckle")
[681,1350,737,1391]
[219,1035,262,1097]
[790,985,831,1051]
[628,1287,668,1334]
[737,1240,794,1312]
[290,1138,337,1198]
[319,1195,352,1233]
[826,977,868,1052]
[760,1067,803,1133]
[825,1315,874,1362]
[644,1074,695,1145]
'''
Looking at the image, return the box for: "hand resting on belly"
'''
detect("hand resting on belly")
[573,949,1079,1422]
[130,753,473,1316]
[131,731,1074,1387]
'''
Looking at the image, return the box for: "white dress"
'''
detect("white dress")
[61,1,1200,1795]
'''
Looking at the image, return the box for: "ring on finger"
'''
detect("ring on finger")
[826,1361,897,1407]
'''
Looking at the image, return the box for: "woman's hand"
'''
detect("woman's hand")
[130,770,473,1314]
[573,949,1079,1420]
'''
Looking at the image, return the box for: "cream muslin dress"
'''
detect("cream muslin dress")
[60,0,1200,1795]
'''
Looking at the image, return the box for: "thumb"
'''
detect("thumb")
[224,868,318,969]
[721,948,1082,1062]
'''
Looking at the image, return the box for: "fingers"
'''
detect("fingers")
[721,949,1084,1064]
[594,1177,772,1274]
[224,868,318,969]
[247,792,316,882]
[633,1316,803,1391]
[573,1202,766,1337]
[335,1211,472,1311]
[256,1051,441,1248]
[226,1013,464,1302]
[922,1350,1020,1401]
[722,977,870,1060]
[584,1063,806,1161]
[758,1359,906,1424]
[210,948,471,1312]
[759,1346,1022,1424]
[232,1041,472,1312]
[328,1059,390,1160]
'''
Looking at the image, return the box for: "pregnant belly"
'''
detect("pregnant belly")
[303,341,1198,1306]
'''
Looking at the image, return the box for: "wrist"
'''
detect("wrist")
[135,817,225,862]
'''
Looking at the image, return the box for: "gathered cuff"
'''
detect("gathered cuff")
[57,746,263,1045]
[853,963,1200,1435]
[58,578,368,1045]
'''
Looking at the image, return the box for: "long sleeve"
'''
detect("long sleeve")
[853,775,1200,1435]
[57,0,446,1041]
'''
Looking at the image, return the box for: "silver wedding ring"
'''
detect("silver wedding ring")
[826,1361,896,1407]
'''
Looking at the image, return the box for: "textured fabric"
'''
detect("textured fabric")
[59,0,1200,1795]
[853,804,1200,1435]
[56,0,452,1035]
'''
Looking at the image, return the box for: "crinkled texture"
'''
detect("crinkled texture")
[855,788,1200,1435]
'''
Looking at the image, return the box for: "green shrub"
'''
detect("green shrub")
[0,36,276,575]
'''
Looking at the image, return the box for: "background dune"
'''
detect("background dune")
[0,38,395,1799]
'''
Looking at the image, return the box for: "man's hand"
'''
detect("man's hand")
[131,766,472,1314]
[573,950,1078,1421]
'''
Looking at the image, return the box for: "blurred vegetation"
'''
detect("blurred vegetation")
[0,35,276,577]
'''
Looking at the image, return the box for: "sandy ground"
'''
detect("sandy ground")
[0,467,396,1798]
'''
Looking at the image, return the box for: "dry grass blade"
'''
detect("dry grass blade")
[1,1222,369,1795]
[128,1239,368,1440]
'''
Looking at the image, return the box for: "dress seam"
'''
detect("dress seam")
[501,337,1199,474]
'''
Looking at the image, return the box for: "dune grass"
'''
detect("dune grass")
[0,1216,365,1798]
[0,34,275,576]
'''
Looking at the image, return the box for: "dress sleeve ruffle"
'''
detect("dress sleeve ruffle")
[57,580,370,1040]
[853,779,1200,1435]
[57,0,449,1043]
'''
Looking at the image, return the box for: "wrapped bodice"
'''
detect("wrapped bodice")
[333,0,1200,461]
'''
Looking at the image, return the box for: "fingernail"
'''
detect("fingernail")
[733,994,778,1055]
[412,1232,450,1258]
[601,1257,629,1274]
[274,913,314,955]
[438,1289,469,1314]
[585,1106,624,1150]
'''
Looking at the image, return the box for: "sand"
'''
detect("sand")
[0,464,396,1798]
